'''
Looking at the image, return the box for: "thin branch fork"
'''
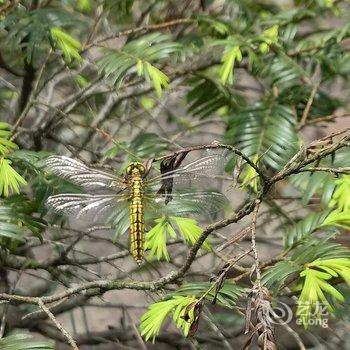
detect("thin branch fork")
[296,166,350,175]
[83,18,194,51]
[37,299,79,350]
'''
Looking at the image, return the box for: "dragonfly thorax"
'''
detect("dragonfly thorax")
[125,162,145,176]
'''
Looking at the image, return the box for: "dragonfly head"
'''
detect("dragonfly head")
[125,162,145,176]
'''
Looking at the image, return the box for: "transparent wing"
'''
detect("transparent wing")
[145,191,229,219]
[47,193,126,220]
[145,150,230,191]
[45,156,125,191]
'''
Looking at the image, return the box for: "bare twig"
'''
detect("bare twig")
[37,299,79,349]
[83,18,193,51]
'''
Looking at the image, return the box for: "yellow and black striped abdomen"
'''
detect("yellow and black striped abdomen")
[129,176,145,265]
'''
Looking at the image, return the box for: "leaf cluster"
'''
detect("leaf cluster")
[98,33,181,96]
[0,123,27,197]
[140,282,243,341]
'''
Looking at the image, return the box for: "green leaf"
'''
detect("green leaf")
[297,258,350,327]
[145,216,210,261]
[186,74,241,119]
[140,295,197,341]
[262,260,300,292]
[170,216,211,251]
[0,332,53,349]
[167,282,244,308]
[329,175,350,211]
[240,156,259,192]
[261,53,310,93]
[284,211,331,249]
[0,195,47,244]
[145,218,170,261]
[140,97,155,111]
[140,281,243,341]
[0,8,80,63]
[98,32,181,91]
[219,45,242,85]
[78,0,91,11]
[259,25,279,53]
[291,149,350,207]
[197,15,229,35]
[225,102,299,170]
[0,158,27,197]
[50,27,81,62]
[104,133,169,163]
[74,74,89,88]
[263,236,350,293]
[321,209,350,230]
[0,122,18,155]
[143,62,170,97]
[312,258,350,285]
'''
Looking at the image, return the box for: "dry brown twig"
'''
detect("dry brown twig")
[37,299,79,350]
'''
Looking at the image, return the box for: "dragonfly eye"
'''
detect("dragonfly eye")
[126,162,145,175]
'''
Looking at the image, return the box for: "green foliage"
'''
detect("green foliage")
[284,211,332,248]
[196,15,229,36]
[0,123,27,197]
[186,75,240,119]
[219,45,242,85]
[321,209,350,230]
[262,260,300,292]
[145,216,210,261]
[77,0,92,12]
[169,282,244,308]
[0,195,46,244]
[140,282,243,341]
[329,176,350,211]
[0,8,79,63]
[141,62,170,98]
[0,332,53,349]
[0,123,18,155]
[212,23,279,84]
[297,258,350,327]
[0,158,27,197]
[225,101,299,170]
[145,217,175,261]
[98,33,181,96]
[240,156,259,192]
[261,53,309,93]
[262,237,350,292]
[258,25,279,53]
[50,27,81,62]
[291,150,350,207]
[172,216,210,249]
[278,85,341,121]
[141,295,197,341]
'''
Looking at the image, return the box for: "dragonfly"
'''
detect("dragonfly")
[45,150,229,265]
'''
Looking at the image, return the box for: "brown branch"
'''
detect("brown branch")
[297,78,320,130]
[305,112,350,126]
[37,299,79,349]
[83,18,194,51]
[296,166,350,175]
[250,202,262,283]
